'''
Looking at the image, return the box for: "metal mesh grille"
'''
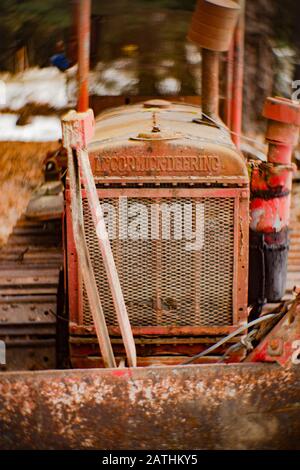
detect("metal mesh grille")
[82,196,235,327]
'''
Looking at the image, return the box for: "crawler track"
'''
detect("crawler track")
[0,216,62,370]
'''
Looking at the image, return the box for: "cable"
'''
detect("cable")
[200,111,267,152]
[217,328,258,363]
[180,312,281,365]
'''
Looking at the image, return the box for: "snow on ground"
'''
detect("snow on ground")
[157,77,181,95]
[185,43,201,65]
[0,67,69,110]
[0,61,141,110]
[0,51,200,112]
[0,114,62,142]
[89,59,139,96]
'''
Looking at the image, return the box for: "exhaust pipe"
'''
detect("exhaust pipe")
[188,0,241,119]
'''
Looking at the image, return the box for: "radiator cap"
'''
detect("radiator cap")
[131,111,182,141]
[143,99,171,109]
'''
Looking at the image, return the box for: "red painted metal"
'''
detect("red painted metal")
[70,323,246,337]
[263,97,300,129]
[250,97,300,233]
[64,100,250,366]
[230,0,245,149]
[246,294,300,367]
[64,116,116,368]
[250,195,291,233]
[268,143,293,165]
[79,149,137,367]
[63,109,95,149]
[62,109,137,367]
[77,0,91,113]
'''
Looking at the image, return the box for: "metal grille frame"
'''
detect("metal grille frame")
[66,188,249,337]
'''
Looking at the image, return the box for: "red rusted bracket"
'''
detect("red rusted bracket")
[62,110,116,368]
[62,109,137,368]
[246,295,300,367]
[62,109,95,150]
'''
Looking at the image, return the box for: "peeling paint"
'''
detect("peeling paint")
[0,364,299,450]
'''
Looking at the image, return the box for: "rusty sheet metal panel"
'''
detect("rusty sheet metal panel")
[87,102,248,185]
[0,364,300,450]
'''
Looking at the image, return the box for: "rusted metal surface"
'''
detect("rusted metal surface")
[143,99,171,109]
[87,102,248,184]
[1,341,56,371]
[249,97,300,303]
[77,0,91,112]
[78,149,137,367]
[63,109,137,367]
[0,216,62,371]
[250,97,300,232]
[250,188,292,233]
[0,364,300,450]
[230,0,245,149]
[69,334,243,368]
[63,111,116,368]
[66,188,249,339]
[225,41,234,128]
[65,100,249,365]
[201,49,220,118]
[188,0,241,52]
[90,95,202,117]
[263,97,300,143]
[246,294,300,367]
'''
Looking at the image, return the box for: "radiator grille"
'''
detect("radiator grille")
[82,196,235,328]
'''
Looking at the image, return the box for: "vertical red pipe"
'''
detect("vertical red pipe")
[77,0,91,112]
[231,0,245,148]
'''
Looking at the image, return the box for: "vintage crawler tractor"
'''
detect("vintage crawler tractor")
[1,0,300,450]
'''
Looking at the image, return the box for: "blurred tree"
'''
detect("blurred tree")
[140,0,196,10]
[0,0,70,70]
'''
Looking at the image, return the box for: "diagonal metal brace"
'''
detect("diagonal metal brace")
[62,109,137,368]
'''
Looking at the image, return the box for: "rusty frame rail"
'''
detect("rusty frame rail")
[62,109,137,368]
[67,139,116,368]
[0,363,300,450]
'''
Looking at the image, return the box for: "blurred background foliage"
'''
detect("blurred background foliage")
[0,0,299,131]
[0,0,299,71]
